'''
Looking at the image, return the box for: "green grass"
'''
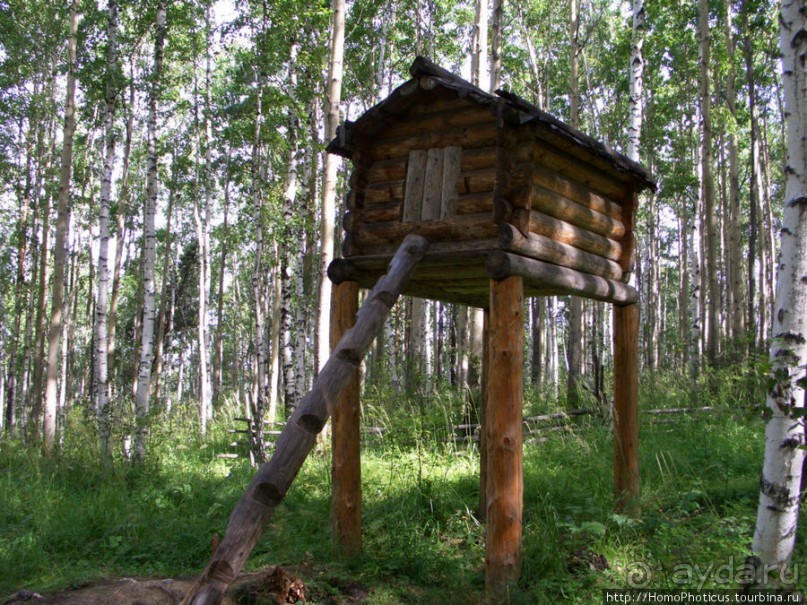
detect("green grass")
[0,373,804,603]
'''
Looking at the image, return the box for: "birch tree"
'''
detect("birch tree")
[317,0,345,376]
[566,0,583,407]
[490,0,503,91]
[194,8,214,435]
[43,0,79,452]
[96,0,119,467]
[627,0,644,163]
[725,0,745,346]
[751,0,807,575]
[698,0,719,362]
[133,1,167,464]
[280,38,301,416]
[250,7,269,462]
[471,0,488,91]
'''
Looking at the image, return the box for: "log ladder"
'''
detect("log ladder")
[182,234,430,605]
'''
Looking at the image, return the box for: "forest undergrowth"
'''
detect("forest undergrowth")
[0,364,804,604]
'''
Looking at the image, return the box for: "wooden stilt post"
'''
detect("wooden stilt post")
[613,302,640,513]
[485,276,524,596]
[478,309,490,522]
[331,280,361,555]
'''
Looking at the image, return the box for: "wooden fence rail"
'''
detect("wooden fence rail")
[218,406,719,460]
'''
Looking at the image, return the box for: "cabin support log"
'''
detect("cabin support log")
[485,276,524,596]
[613,302,640,514]
[478,310,490,522]
[181,235,429,605]
[331,280,361,555]
[486,251,638,305]
[499,224,623,281]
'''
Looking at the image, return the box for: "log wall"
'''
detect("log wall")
[340,85,640,302]
[344,94,500,259]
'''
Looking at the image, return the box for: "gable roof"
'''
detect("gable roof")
[328,56,656,193]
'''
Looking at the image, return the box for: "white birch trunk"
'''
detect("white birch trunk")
[196,7,214,435]
[566,0,583,408]
[317,0,345,376]
[725,2,745,344]
[96,0,118,468]
[194,194,211,435]
[548,297,559,400]
[521,25,544,109]
[251,82,268,461]
[690,193,702,384]
[698,0,719,362]
[490,0,503,91]
[627,0,644,163]
[268,269,281,423]
[134,2,166,464]
[471,0,489,91]
[43,0,79,452]
[280,39,300,416]
[469,307,484,390]
[751,0,807,574]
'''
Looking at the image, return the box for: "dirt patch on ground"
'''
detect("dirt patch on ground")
[3,566,365,605]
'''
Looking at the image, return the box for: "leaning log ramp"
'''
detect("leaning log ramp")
[181,234,429,605]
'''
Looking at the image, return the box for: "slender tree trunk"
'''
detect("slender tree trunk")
[57,215,74,438]
[194,150,211,433]
[213,170,231,407]
[250,39,268,461]
[31,188,52,440]
[317,0,345,378]
[530,298,543,386]
[108,61,135,392]
[751,0,807,574]
[268,269,281,423]
[724,2,744,349]
[742,0,762,353]
[280,38,301,416]
[698,0,719,363]
[134,1,167,464]
[566,0,583,407]
[627,0,644,162]
[548,297,559,400]
[628,0,653,369]
[22,79,57,435]
[5,115,38,433]
[490,0,503,91]
[519,3,544,109]
[152,152,177,402]
[43,0,79,452]
[471,0,489,91]
[96,0,119,467]
[690,187,702,387]
[760,153,776,345]
[195,9,214,433]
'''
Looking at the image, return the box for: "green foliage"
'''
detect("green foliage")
[1,370,804,602]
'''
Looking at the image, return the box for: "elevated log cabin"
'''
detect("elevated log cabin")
[327,57,655,308]
[326,57,656,596]
[180,58,658,605]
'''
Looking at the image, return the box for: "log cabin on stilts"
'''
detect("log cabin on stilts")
[182,57,656,604]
